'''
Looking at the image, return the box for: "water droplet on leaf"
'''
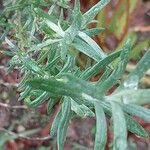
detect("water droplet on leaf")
[123,76,139,90]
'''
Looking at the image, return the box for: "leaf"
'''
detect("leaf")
[94,102,107,150]
[72,0,80,16]
[5,37,19,51]
[83,28,105,37]
[50,109,62,138]
[98,39,131,93]
[125,114,149,138]
[80,50,121,80]
[57,98,71,150]
[123,104,150,122]
[130,39,149,59]
[129,0,138,13]
[45,56,60,70]
[82,0,110,27]
[78,31,106,60]
[60,12,82,59]
[24,92,49,108]
[111,102,127,150]
[34,8,54,20]
[60,40,68,60]
[47,98,58,114]
[118,49,150,91]
[23,58,44,75]
[71,99,95,117]
[58,56,75,74]
[73,37,103,61]
[128,48,150,79]
[26,73,96,102]
[66,13,82,41]
[99,101,149,138]
[47,44,59,63]
[45,20,65,37]
[96,67,112,86]
[109,0,127,34]
[28,39,61,52]
[19,86,32,101]
[109,89,150,105]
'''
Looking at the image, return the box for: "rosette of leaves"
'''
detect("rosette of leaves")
[3,0,150,150]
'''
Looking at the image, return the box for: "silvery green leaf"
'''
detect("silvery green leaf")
[73,38,102,61]
[80,50,121,80]
[108,89,150,105]
[98,39,131,93]
[45,20,65,37]
[45,56,60,70]
[117,49,150,91]
[94,102,107,150]
[123,104,150,122]
[34,8,54,20]
[71,99,95,117]
[50,109,62,138]
[125,114,149,138]
[84,28,105,37]
[57,98,71,150]
[26,73,96,101]
[24,92,49,108]
[29,39,61,52]
[78,31,106,59]
[111,102,127,150]
[99,101,149,138]
[82,0,110,27]
[47,98,58,114]
[96,67,112,86]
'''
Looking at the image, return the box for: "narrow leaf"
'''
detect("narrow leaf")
[125,114,149,138]
[45,56,60,70]
[82,0,110,26]
[123,104,150,122]
[96,67,112,86]
[19,86,32,101]
[98,39,131,93]
[99,101,149,138]
[26,73,96,101]
[24,92,49,108]
[71,99,95,117]
[28,39,61,52]
[47,98,58,114]
[94,102,107,150]
[57,98,71,150]
[84,28,105,37]
[118,49,150,91]
[50,110,62,138]
[45,20,65,37]
[80,50,121,80]
[108,89,150,105]
[78,31,106,59]
[73,38,103,61]
[111,102,127,150]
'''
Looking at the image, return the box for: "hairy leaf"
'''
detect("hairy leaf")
[111,102,127,150]
[94,102,107,150]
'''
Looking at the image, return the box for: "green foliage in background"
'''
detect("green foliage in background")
[97,0,150,58]
[1,0,150,150]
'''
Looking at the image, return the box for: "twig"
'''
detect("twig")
[0,127,52,141]
[0,65,6,70]
[130,26,150,32]
[0,102,27,109]
[0,79,18,87]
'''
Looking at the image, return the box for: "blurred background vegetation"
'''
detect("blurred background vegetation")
[0,0,150,149]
